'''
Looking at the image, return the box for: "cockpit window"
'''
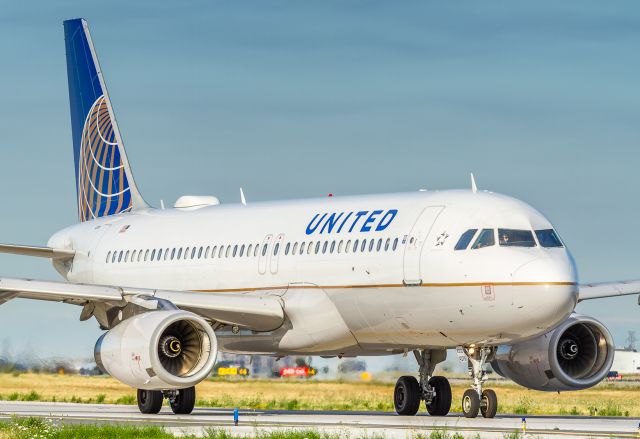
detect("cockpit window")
[471,229,495,249]
[498,229,536,247]
[535,229,564,248]
[455,229,478,250]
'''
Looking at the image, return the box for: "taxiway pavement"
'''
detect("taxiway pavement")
[0,401,638,438]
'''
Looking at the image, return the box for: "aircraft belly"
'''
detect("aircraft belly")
[329,284,575,349]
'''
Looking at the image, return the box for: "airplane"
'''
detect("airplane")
[0,17,638,419]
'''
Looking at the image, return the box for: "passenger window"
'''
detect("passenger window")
[353,239,359,253]
[322,241,328,254]
[151,249,156,261]
[145,249,150,261]
[330,241,335,254]
[393,237,398,251]
[106,251,111,263]
[254,244,259,257]
[346,240,351,253]
[177,248,182,259]
[307,242,313,255]
[171,248,176,260]
[498,229,536,247]
[217,246,223,258]
[124,251,129,262]
[377,239,382,252]
[205,246,210,258]
[471,229,495,249]
[455,229,478,250]
[118,251,123,262]
[246,244,252,257]
[385,238,390,251]
[112,251,117,263]
[361,239,366,252]
[165,249,169,261]
[338,240,343,253]
[300,242,306,255]
[262,244,268,257]
[192,247,197,259]
[185,247,190,259]
[240,245,245,257]
[292,242,298,255]
[535,229,564,248]
[315,242,321,254]
[132,250,137,262]
[157,249,163,261]
[285,243,290,255]
[274,243,280,256]
[369,240,375,252]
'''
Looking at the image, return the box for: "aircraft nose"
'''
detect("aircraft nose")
[513,256,576,284]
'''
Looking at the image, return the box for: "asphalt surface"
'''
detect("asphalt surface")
[1,401,638,438]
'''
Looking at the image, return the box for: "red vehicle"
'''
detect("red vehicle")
[279,366,317,378]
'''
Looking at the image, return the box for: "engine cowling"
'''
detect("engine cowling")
[490,313,614,391]
[95,310,217,390]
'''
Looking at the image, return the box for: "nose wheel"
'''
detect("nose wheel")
[461,346,498,418]
[393,349,451,416]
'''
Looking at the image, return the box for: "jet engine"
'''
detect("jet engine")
[490,314,614,391]
[94,310,217,390]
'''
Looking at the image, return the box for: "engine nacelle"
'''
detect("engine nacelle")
[490,313,614,391]
[95,310,217,390]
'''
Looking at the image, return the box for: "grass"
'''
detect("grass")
[0,373,638,416]
[0,418,488,439]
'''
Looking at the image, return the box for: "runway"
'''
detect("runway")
[0,401,638,438]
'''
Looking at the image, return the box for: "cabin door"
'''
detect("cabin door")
[403,206,444,285]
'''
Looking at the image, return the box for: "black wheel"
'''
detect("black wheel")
[480,389,497,418]
[462,389,480,418]
[394,376,421,416]
[425,376,451,416]
[169,386,196,415]
[137,389,163,414]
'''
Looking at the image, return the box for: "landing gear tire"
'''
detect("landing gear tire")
[137,389,163,414]
[480,389,497,418]
[394,376,421,416]
[425,376,451,416]
[169,386,196,415]
[462,389,480,418]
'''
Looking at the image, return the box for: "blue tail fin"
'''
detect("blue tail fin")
[64,18,147,222]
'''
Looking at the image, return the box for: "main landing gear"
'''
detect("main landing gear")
[462,346,497,418]
[394,349,451,416]
[137,386,196,415]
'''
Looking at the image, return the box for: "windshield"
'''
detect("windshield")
[455,229,478,250]
[535,229,564,248]
[498,229,536,247]
[471,229,495,249]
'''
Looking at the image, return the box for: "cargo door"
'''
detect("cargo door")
[403,206,445,285]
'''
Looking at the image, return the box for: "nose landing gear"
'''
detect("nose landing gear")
[393,349,451,416]
[462,345,497,418]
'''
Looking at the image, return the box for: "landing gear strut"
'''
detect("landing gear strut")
[136,386,197,415]
[394,349,451,416]
[462,346,497,418]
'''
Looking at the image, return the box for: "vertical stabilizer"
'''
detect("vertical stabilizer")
[64,18,147,222]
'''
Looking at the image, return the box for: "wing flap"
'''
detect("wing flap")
[578,280,640,301]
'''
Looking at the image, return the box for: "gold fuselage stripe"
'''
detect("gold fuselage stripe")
[193,281,576,293]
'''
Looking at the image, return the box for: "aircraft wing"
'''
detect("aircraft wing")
[0,277,284,332]
[0,243,75,260]
[578,280,640,302]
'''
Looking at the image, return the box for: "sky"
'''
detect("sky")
[0,1,639,368]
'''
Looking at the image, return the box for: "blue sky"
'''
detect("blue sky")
[0,1,639,362]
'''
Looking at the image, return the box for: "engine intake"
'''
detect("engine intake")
[95,310,217,390]
[491,313,614,391]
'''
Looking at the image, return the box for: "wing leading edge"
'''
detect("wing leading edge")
[578,280,640,302]
[0,277,284,332]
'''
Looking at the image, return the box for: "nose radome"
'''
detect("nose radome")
[513,257,576,283]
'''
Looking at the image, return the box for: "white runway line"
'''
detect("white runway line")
[0,401,638,438]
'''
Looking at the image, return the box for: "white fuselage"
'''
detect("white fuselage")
[48,189,578,356]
